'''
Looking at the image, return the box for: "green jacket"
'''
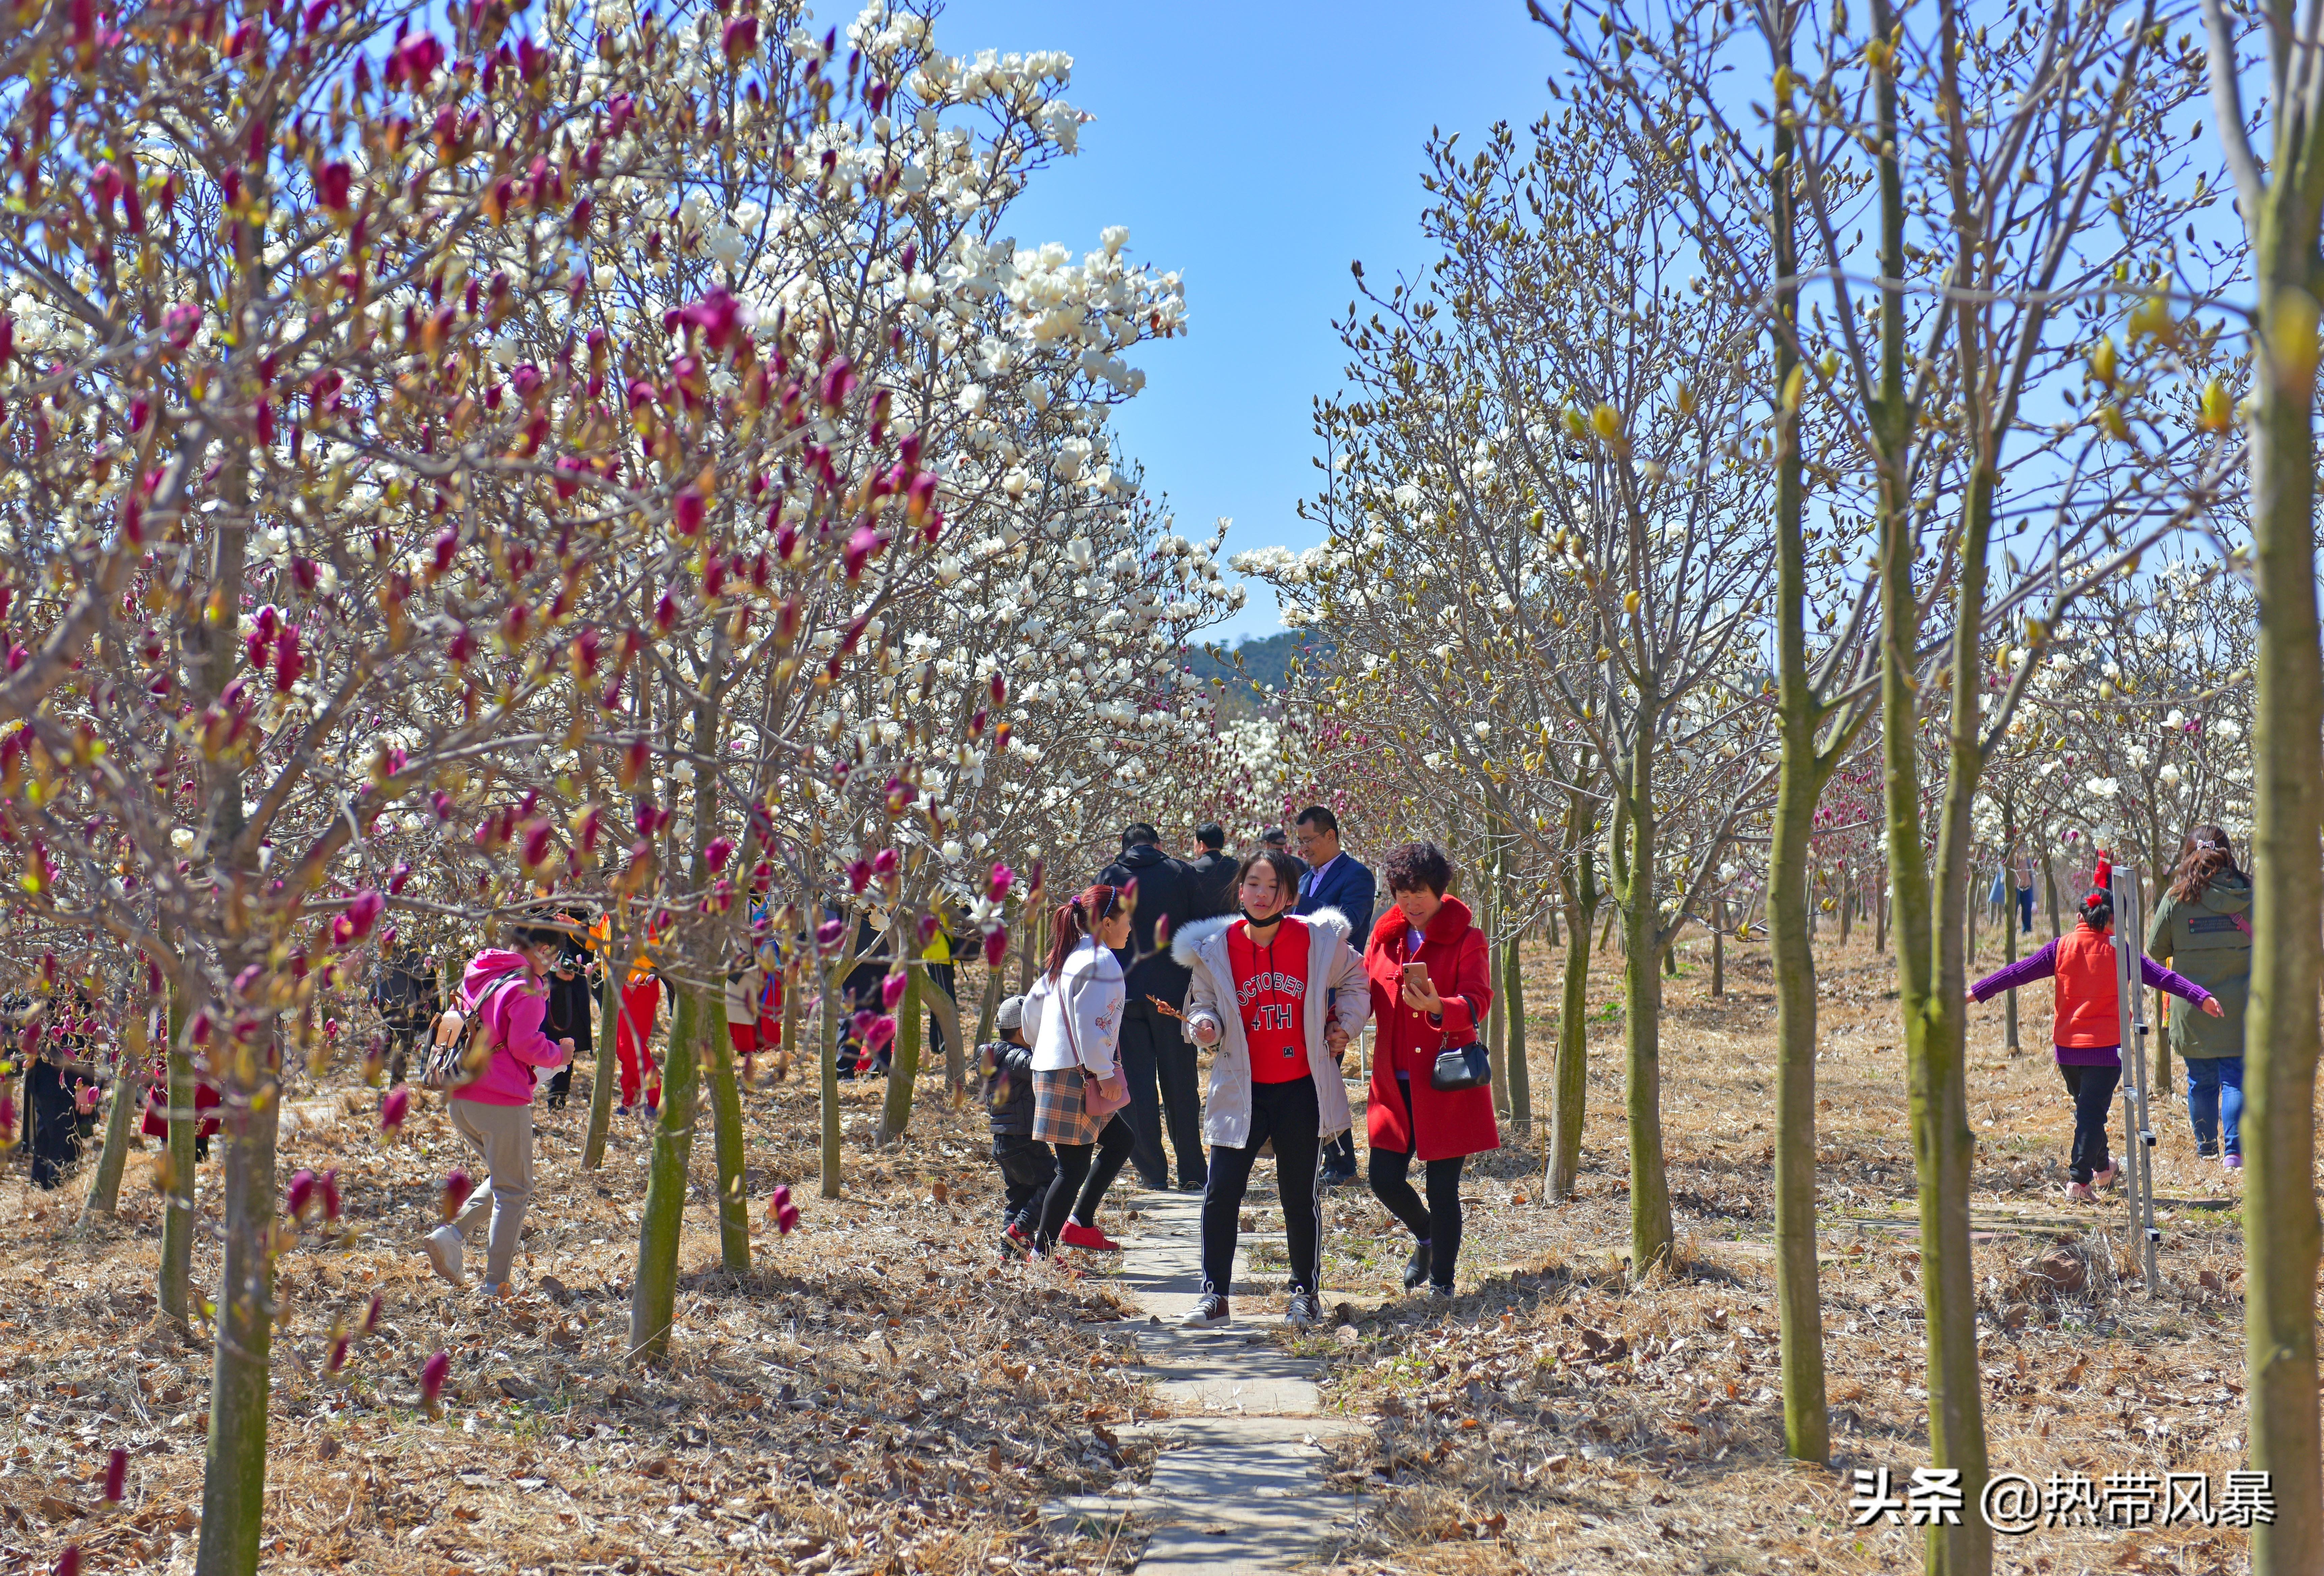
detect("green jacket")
[2146,873,2251,1059]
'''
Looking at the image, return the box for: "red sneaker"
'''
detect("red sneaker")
[1058,1221,1121,1252]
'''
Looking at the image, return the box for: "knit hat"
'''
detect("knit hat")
[996,994,1026,1034]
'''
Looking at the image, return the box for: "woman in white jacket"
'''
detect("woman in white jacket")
[1024,884,1136,1257]
[1173,848,1371,1329]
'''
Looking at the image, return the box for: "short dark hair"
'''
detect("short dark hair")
[1380,840,1454,899]
[1195,822,1225,850]
[508,921,568,950]
[1120,822,1161,850]
[1294,805,1339,836]
[1237,847,1306,902]
[1261,827,1289,847]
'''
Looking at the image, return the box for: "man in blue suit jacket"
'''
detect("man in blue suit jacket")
[1294,805,1375,1186]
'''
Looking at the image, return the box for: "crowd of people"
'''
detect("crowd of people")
[969,812,1500,1327]
[0,817,2265,1326]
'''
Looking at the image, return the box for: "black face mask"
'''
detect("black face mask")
[1240,906,1287,929]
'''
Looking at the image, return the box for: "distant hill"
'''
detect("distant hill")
[1188,629,1335,714]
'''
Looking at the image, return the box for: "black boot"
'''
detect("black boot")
[1402,1239,1432,1292]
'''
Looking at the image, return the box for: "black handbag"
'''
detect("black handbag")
[1430,1042,1491,1092]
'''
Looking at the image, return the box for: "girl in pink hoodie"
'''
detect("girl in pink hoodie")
[423,922,575,1298]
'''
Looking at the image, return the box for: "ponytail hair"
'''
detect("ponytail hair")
[2079,889,2113,931]
[1044,884,1125,982]
[2170,824,2239,903]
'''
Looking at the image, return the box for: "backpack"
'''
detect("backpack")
[418,976,521,1091]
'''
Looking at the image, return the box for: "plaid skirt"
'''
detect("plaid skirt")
[1031,1067,1104,1147]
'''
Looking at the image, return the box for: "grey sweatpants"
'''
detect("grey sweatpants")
[447,1098,535,1286]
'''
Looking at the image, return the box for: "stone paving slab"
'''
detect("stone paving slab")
[1044,1188,1366,1573]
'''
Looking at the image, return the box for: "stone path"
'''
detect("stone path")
[1045,1187,1366,1574]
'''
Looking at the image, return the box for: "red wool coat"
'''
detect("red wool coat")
[1365,896,1500,1162]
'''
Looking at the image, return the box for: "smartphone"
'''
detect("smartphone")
[1402,962,1431,990]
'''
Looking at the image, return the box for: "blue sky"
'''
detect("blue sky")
[932,0,1562,643]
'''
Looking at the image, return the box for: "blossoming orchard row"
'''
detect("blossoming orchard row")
[0,2,1263,1572]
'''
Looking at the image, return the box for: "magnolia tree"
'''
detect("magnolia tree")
[1241,100,1785,1263]
[0,0,1240,1561]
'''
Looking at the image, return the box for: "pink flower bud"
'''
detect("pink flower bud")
[881,973,907,1010]
[286,1167,318,1220]
[362,1292,384,1334]
[103,1447,126,1502]
[846,860,872,894]
[705,836,735,873]
[987,863,1014,901]
[915,912,940,948]
[55,1546,80,1576]
[380,1087,409,1131]
[442,1169,474,1220]
[983,926,1010,968]
[320,1168,341,1222]
[873,847,900,878]
[419,1350,450,1407]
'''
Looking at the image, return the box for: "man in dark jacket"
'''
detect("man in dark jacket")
[1184,822,1239,921]
[1295,805,1377,1185]
[541,911,597,1109]
[369,947,443,1088]
[1098,823,1210,1191]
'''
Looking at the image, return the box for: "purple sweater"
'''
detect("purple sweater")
[1970,937,2212,1066]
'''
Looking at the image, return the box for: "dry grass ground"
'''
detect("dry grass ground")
[0,928,2287,1576]
[1291,927,2264,1576]
[0,1007,1160,1576]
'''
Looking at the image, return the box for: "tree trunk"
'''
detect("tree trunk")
[2236,229,2324,1576]
[629,981,702,1361]
[1838,870,1852,949]
[196,1058,281,1576]
[1615,740,1672,1274]
[1765,56,1830,1454]
[704,989,750,1274]
[881,965,922,1140]
[581,960,622,1170]
[1872,3,1987,1563]
[2003,851,2022,1056]
[158,985,195,1324]
[1548,827,1597,1199]
[1503,922,1531,1136]
[1711,896,1727,998]
[80,1002,150,1222]
[2041,850,2063,941]
[972,963,1003,1059]
[1874,881,1888,957]
[819,956,846,1199]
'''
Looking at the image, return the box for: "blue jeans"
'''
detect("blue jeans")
[2185,1057,2244,1158]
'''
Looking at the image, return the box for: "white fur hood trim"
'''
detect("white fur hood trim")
[1170,907,1350,968]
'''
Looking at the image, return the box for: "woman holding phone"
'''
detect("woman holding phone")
[1025,885,1137,1258]
[1363,841,1496,1297]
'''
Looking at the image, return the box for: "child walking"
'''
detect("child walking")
[978,994,1055,1256]
[1971,887,2219,1202]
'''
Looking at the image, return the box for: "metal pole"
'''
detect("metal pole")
[2110,866,2162,1293]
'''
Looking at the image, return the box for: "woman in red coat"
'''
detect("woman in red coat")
[1364,840,1497,1297]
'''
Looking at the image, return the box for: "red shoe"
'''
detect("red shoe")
[1058,1221,1121,1252]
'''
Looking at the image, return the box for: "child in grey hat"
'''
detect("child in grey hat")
[979,994,1055,1257]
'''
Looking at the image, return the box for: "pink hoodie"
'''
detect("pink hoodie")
[451,949,569,1106]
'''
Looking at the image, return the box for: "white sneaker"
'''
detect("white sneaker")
[2065,1182,2097,1204]
[423,1225,466,1287]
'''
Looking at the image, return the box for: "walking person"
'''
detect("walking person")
[2013,846,2037,936]
[369,946,442,1087]
[1185,822,1240,919]
[1173,847,1370,1329]
[1363,841,1497,1297]
[422,919,576,1298]
[26,1008,100,1190]
[978,995,1055,1256]
[1970,887,2219,1202]
[541,915,595,1110]
[2146,826,2252,1168]
[1294,805,1376,1187]
[1098,823,1217,1193]
[1026,885,1137,1258]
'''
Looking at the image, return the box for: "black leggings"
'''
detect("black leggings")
[1037,1113,1134,1249]
[1370,1142,1465,1291]
[1200,1076,1323,1296]
[2060,1061,2122,1184]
